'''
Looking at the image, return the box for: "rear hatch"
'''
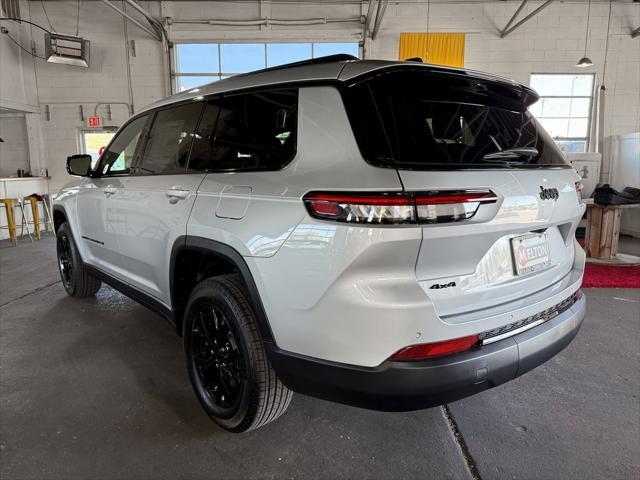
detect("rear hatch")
[342,66,584,322]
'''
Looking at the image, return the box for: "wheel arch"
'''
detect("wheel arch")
[52,205,68,233]
[170,236,275,344]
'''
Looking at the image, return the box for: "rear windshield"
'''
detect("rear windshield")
[344,69,570,170]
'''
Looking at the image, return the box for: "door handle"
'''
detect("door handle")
[103,187,117,196]
[166,188,190,203]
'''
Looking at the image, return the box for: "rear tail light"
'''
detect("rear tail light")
[390,335,479,361]
[303,190,497,225]
[416,191,497,224]
[575,181,584,205]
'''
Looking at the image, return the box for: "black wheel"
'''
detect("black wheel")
[183,274,292,432]
[56,222,102,297]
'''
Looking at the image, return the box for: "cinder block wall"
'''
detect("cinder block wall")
[10,1,639,192]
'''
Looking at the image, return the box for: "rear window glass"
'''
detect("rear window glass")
[345,69,569,170]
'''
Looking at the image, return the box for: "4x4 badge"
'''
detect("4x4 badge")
[429,281,456,290]
[539,186,559,201]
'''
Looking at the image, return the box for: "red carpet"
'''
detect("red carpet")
[582,264,640,288]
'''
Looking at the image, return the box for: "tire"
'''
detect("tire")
[56,222,102,297]
[183,274,292,433]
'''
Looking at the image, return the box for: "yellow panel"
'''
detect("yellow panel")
[398,33,465,68]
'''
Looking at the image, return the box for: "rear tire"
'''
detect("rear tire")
[183,274,292,432]
[56,222,102,297]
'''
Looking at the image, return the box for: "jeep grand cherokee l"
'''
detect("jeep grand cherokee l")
[54,55,586,432]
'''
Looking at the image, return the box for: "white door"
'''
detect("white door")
[114,101,208,305]
[76,115,150,279]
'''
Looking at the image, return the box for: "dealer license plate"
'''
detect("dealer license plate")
[511,233,551,276]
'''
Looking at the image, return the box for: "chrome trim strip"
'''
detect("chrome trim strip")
[481,319,545,345]
[478,290,579,345]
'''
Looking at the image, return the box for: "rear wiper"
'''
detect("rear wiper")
[481,147,539,163]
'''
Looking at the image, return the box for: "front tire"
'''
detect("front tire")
[183,274,292,432]
[56,222,102,297]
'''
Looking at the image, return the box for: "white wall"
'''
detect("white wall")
[0,115,30,176]
[3,1,638,192]
[0,0,38,112]
[25,0,165,190]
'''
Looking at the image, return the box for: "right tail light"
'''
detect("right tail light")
[303,190,498,225]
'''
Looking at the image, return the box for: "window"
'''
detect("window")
[81,129,117,168]
[529,74,595,153]
[174,42,359,92]
[137,102,204,175]
[99,115,149,175]
[345,69,569,170]
[191,89,297,172]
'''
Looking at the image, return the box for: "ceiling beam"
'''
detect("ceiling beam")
[500,0,554,38]
[124,0,166,40]
[100,0,161,41]
[370,0,388,40]
[364,0,378,38]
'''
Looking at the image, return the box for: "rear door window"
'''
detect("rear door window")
[345,69,569,170]
[136,102,204,175]
[207,89,298,171]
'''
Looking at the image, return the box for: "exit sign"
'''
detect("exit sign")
[86,116,102,128]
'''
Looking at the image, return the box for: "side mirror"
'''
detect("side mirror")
[66,154,92,177]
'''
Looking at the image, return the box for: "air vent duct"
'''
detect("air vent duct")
[0,0,21,19]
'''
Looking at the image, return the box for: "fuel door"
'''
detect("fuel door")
[215,185,252,219]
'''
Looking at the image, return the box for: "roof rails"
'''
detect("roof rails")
[238,54,359,77]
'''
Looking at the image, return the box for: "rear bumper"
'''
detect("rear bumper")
[267,292,586,411]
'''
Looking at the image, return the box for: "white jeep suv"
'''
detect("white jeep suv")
[54,55,586,432]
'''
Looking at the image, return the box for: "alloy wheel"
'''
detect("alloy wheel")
[190,304,244,413]
[57,234,73,287]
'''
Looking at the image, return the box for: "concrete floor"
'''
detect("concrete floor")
[1,236,638,480]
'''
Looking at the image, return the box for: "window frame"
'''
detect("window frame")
[529,72,596,153]
[172,41,360,93]
[78,127,118,169]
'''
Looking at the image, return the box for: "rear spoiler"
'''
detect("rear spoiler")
[342,63,540,107]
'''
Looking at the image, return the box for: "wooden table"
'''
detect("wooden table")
[584,199,640,264]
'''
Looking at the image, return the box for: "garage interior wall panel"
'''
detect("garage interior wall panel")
[9,1,638,193]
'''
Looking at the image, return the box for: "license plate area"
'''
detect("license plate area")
[511,232,551,276]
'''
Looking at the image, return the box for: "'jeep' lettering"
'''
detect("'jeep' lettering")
[539,186,559,201]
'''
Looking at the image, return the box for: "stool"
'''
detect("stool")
[0,198,34,245]
[24,194,54,239]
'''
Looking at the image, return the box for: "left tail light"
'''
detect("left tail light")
[389,335,479,361]
[302,190,497,225]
